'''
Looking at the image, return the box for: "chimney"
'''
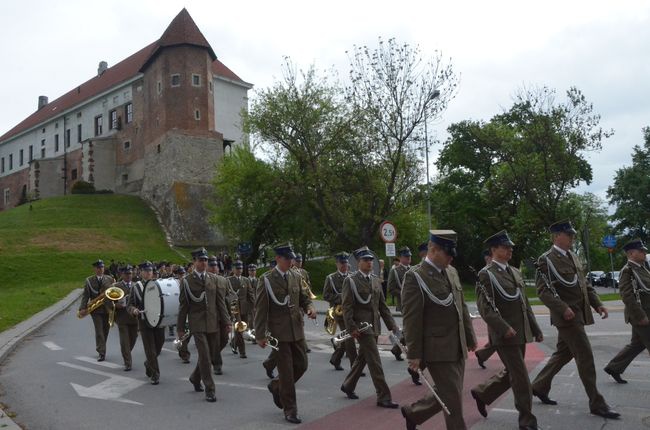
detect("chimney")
[38,96,48,110]
[97,61,108,76]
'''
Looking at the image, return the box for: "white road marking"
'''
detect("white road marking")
[178,378,308,393]
[57,361,145,405]
[75,356,123,369]
[491,408,518,414]
[161,347,177,353]
[42,341,63,351]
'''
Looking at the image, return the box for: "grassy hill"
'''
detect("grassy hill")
[0,194,186,332]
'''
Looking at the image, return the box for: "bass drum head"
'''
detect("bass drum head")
[157,278,180,328]
[348,250,381,276]
[143,281,163,328]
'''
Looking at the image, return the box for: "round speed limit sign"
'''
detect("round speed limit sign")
[379,221,398,243]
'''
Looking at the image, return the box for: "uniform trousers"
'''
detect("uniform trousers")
[604,324,650,374]
[475,343,496,363]
[472,344,536,427]
[341,334,391,402]
[190,331,219,394]
[330,314,358,368]
[531,324,608,412]
[117,322,138,367]
[91,312,110,356]
[234,313,249,356]
[138,321,165,379]
[212,324,230,370]
[269,340,308,416]
[403,359,467,430]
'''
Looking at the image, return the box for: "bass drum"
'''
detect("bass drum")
[143,278,180,328]
[348,250,381,276]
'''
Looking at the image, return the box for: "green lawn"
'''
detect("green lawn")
[0,195,186,331]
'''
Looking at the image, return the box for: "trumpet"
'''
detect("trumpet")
[331,321,371,347]
[265,331,279,351]
[173,331,191,351]
[78,286,125,328]
[243,329,256,342]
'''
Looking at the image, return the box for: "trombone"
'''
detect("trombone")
[77,286,125,328]
[330,321,371,347]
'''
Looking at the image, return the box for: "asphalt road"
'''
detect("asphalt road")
[0,303,649,430]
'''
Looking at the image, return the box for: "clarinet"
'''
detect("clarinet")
[469,266,499,315]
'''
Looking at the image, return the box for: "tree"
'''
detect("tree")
[430,86,612,275]
[608,127,650,242]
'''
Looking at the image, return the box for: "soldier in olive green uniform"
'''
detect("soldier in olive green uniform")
[174,266,192,364]
[208,256,230,375]
[113,265,139,371]
[531,220,619,419]
[474,249,497,369]
[469,231,543,430]
[255,244,316,424]
[228,260,255,358]
[401,231,477,430]
[340,246,400,409]
[79,259,115,361]
[177,248,231,402]
[248,263,259,291]
[127,261,166,384]
[323,252,357,370]
[388,246,412,314]
[604,239,650,383]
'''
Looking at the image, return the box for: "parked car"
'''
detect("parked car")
[587,271,605,286]
[604,271,620,288]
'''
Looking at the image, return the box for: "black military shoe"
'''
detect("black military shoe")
[97,354,105,362]
[377,400,399,409]
[341,385,359,399]
[475,351,486,369]
[190,378,204,392]
[393,351,404,361]
[268,382,283,409]
[591,407,620,419]
[213,367,223,375]
[240,354,247,359]
[532,389,557,405]
[407,368,422,385]
[205,392,216,403]
[285,414,302,424]
[329,359,344,371]
[263,363,275,379]
[401,406,417,430]
[145,363,152,378]
[123,364,132,372]
[151,375,159,385]
[604,368,627,384]
[519,426,539,430]
[471,389,487,417]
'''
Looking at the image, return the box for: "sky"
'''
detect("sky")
[1,0,649,204]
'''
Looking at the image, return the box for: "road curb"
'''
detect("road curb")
[0,288,82,429]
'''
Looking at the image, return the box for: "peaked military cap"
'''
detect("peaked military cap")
[429,229,458,257]
[207,255,218,267]
[274,244,296,259]
[623,238,648,252]
[294,253,303,261]
[335,252,350,262]
[92,259,105,268]
[398,246,412,257]
[191,247,209,260]
[353,246,375,260]
[174,266,186,274]
[418,242,428,253]
[139,261,154,270]
[248,263,257,270]
[233,260,244,268]
[120,264,134,273]
[484,230,515,247]
[549,219,577,235]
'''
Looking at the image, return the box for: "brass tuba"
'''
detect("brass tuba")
[77,286,125,326]
[325,304,343,335]
[227,285,248,333]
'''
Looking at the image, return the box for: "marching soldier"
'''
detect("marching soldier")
[78,259,115,361]
[177,248,231,402]
[128,261,165,385]
[475,249,497,369]
[323,252,357,371]
[604,239,650,383]
[530,220,619,419]
[262,261,279,379]
[208,256,231,375]
[293,253,314,353]
[228,260,255,359]
[401,230,477,430]
[248,263,259,291]
[416,242,428,263]
[469,231,543,430]
[255,244,317,424]
[113,265,139,371]
[388,246,412,314]
[174,266,192,364]
[340,246,400,409]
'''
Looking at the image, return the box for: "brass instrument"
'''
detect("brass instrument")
[300,276,317,300]
[77,286,125,328]
[331,321,371,347]
[227,285,248,333]
[265,331,279,351]
[173,331,191,351]
[325,304,343,335]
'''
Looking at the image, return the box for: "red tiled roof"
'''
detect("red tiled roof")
[0,8,248,143]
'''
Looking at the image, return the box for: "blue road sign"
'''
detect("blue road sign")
[602,235,617,248]
[237,242,252,255]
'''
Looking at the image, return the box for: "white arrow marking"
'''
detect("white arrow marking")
[57,362,145,405]
[75,356,123,369]
[43,341,63,351]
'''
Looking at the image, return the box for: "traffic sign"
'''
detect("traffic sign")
[385,243,396,257]
[602,235,617,249]
[379,221,398,243]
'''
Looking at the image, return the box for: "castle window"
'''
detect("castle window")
[41,139,45,146]
[194,109,201,120]
[77,112,82,118]
[9,154,13,170]
[3,189,9,207]
[77,124,82,142]
[42,128,46,133]
[55,122,59,129]
[1,157,4,173]
[41,147,46,158]
[156,144,161,154]
[109,110,117,130]
[55,135,60,153]
[71,169,78,180]
[19,149,24,166]
[65,129,71,147]
[192,74,201,87]
[29,146,33,162]
[125,103,133,123]
[157,81,162,95]
[94,115,103,136]
[171,74,181,87]
[209,81,213,92]
[122,173,128,183]
[123,141,131,150]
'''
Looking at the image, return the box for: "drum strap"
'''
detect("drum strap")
[183,278,207,303]
[87,278,99,296]
[133,281,144,304]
